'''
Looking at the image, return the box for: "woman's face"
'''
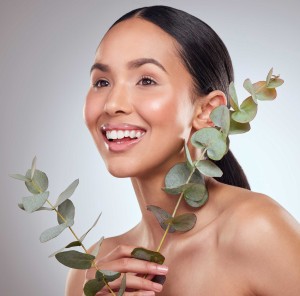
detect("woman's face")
[84,18,197,178]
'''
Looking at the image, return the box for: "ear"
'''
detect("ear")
[192,90,227,130]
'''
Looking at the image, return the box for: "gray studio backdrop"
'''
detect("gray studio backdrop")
[1,0,299,295]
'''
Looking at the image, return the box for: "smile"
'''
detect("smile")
[105,130,145,141]
[100,124,146,152]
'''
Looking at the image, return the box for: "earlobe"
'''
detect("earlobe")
[192,90,227,130]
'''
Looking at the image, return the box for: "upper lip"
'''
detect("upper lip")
[100,123,147,132]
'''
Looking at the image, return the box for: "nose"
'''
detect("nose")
[104,83,132,116]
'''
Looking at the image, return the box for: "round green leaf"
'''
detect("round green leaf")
[183,183,208,208]
[57,199,75,227]
[165,162,191,189]
[253,81,277,101]
[25,169,48,194]
[22,191,49,213]
[102,270,121,282]
[196,160,223,177]
[83,278,105,296]
[231,96,257,123]
[55,250,95,269]
[131,248,165,265]
[168,213,197,232]
[229,114,251,135]
[191,128,227,161]
[210,105,230,136]
[267,78,284,88]
[147,205,175,233]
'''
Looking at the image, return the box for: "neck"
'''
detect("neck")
[130,168,217,251]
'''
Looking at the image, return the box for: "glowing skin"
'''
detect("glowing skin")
[84,18,196,179]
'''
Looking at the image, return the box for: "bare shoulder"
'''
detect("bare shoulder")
[218,184,300,295]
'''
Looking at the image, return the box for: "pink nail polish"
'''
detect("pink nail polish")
[157,265,168,274]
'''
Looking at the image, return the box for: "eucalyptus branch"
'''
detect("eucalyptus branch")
[10,159,122,296]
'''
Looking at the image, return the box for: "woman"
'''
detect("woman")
[66,6,300,296]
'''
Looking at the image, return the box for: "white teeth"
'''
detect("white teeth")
[105,129,145,140]
[110,130,117,140]
[117,130,124,139]
[129,130,136,138]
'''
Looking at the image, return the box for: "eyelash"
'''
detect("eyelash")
[137,76,157,86]
[92,76,157,89]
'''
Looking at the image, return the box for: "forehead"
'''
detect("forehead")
[95,18,180,66]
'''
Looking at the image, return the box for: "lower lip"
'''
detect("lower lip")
[102,134,145,152]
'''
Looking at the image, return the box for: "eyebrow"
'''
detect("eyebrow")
[90,58,168,74]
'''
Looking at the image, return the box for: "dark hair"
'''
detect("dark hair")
[111,5,250,190]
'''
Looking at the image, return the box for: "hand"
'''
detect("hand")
[84,245,168,296]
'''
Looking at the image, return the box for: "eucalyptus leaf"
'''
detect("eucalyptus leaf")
[22,191,49,213]
[9,174,30,182]
[167,213,197,232]
[196,160,223,177]
[131,248,165,265]
[164,162,191,189]
[31,156,37,179]
[229,81,239,111]
[102,270,121,282]
[80,212,102,242]
[229,115,251,135]
[55,179,79,207]
[210,105,230,136]
[118,274,126,296]
[48,240,82,258]
[243,78,257,103]
[83,278,105,296]
[253,81,277,101]
[147,205,175,233]
[163,184,189,195]
[191,128,227,161]
[266,68,273,85]
[25,169,48,194]
[231,96,257,123]
[57,199,75,227]
[267,78,284,88]
[90,236,104,257]
[40,223,68,243]
[184,183,208,208]
[55,250,95,269]
[184,142,193,170]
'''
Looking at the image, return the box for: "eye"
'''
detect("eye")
[138,76,157,86]
[93,79,110,88]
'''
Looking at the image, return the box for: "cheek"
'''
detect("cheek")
[83,90,103,129]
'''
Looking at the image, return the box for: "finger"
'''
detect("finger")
[98,257,168,275]
[96,292,156,296]
[107,274,163,293]
[100,245,141,262]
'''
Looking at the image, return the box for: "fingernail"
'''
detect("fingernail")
[156,265,168,274]
[153,282,163,292]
